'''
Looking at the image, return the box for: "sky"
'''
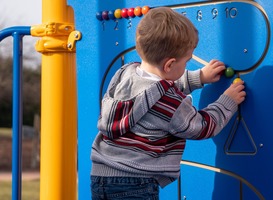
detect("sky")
[0,0,42,68]
[1,0,42,27]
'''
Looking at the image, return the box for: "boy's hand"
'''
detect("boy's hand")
[200,60,226,84]
[224,81,246,105]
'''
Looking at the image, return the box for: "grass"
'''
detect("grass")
[0,127,39,199]
[0,127,12,137]
[0,179,40,200]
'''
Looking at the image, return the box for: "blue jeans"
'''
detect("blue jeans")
[91,176,159,200]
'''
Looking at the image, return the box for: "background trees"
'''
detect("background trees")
[0,54,41,127]
[0,8,42,127]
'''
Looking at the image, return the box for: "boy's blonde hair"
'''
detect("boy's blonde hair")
[136,7,198,66]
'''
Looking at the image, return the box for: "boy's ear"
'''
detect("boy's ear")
[163,58,176,73]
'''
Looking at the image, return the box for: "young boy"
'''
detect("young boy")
[91,7,246,200]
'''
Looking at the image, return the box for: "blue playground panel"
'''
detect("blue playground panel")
[70,0,273,199]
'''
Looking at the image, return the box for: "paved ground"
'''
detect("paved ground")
[0,171,40,181]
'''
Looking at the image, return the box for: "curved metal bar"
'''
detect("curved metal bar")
[180,160,265,200]
[99,1,270,102]
[0,26,31,200]
[0,26,30,41]
[98,3,269,197]
[99,46,136,105]
[165,0,271,75]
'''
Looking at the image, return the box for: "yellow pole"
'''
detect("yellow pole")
[39,0,77,200]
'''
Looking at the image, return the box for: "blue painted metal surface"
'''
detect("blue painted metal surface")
[70,0,273,199]
[0,26,31,200]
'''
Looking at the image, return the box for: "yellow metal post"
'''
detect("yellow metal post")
[31,0,78,199]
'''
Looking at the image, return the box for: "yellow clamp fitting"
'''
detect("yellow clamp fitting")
[31,22,81,53]
[31,22,74,37]
[67,31,82,51]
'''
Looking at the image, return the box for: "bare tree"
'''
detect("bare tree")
[0,53,41,127]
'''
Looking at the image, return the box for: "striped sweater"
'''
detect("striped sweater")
[91,62,238,187]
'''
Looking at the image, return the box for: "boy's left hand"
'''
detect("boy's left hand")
[200,59,225,84]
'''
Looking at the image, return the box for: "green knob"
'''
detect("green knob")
[225,67,235,78]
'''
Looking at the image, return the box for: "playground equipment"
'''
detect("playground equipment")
[1,0,273,199]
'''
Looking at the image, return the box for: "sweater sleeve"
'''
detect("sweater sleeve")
[175,69,203,95]
[169,94,238,139]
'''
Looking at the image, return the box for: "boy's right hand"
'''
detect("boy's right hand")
[224,81,246,105]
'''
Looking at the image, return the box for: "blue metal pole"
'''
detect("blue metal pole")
[11,31,23,200]
[0,26,30,200]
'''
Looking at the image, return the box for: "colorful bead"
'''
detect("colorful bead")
[142,6,150,15]
[121,8,128,18]
[114,9,122,19]
[102,11,109,20]
[96,11,103,21]
[127,8,135,18]
[225,67,235,78]
[233,77,243,84]
[134,6,142,16]
[108,10,116,20]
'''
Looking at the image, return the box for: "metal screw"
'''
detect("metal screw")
[115,42,119,46]
[243,49,248,53]
[260,143,264,148]
[74,33,79,39]
[67,43,72,49]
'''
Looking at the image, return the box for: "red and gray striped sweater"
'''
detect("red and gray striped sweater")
[91,62,237,187]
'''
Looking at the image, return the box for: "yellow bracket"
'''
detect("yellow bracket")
[31,22,81,53]
[67,31,82,51]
